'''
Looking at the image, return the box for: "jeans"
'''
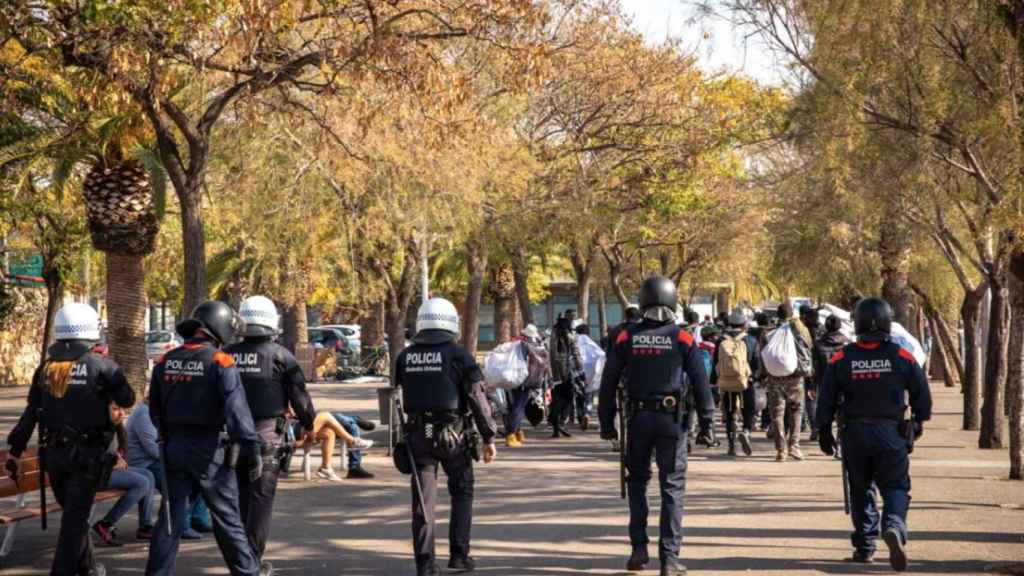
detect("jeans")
[332,413,362,471]
[100,467,156,528]
[145,462,211,531]
[503,388,531,434]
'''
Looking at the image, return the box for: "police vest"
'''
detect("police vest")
[831,341,916,421]
[399,342,463,414]
[618,322,692,400]
[156,343,233,433]
[226,339,288,422]
[39,351,113,433]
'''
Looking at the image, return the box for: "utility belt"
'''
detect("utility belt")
[628,392,683,415]
[47,426,113,449]
[844,416,900,426]
[407,410,481,462]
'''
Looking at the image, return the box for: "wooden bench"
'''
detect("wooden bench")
[0,447,122,560]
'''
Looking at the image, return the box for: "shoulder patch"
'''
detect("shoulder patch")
[213,351,235,368]
[897,348,916,364]
[828,350,845,364]
[616,330,630,345]
[677,329,694,346]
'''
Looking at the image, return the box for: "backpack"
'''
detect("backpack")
[698,341,715,379]
[716,334,751,393]
[761,325,799,377]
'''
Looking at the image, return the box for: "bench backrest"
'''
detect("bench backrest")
[0,447,49,498]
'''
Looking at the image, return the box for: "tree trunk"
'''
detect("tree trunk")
[569,243,595,323]
[980,276,1009,449]
[180,193,207,315]
[360,299,386,352]
[462,238,488,356]
[598,285,608,338]
[911,283,965,386]
[281,301,308,353]
[491,264,516,345]
[925,310,959,389]
[879,210,914,327]
[384,250,419,368]
[40,265,62,362]
[511,249,534,327]
[1006,264,1024,480]
[962,285,986,430]
[105,253,148,397]
[606,258,630,310]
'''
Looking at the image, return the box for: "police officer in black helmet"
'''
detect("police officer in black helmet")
[6,303,135,576]
[145,301,263,576]
[599,277,715,576]
[225,296,318,576]
[816,297,932,572]
[394,297,498,576]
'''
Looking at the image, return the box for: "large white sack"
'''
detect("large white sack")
[891,322,927,367]
[484,341,529,390]
[578,335,606,393]
[761,325,799,377]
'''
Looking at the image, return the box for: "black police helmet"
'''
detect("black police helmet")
[853,297,893,342]
[638,276,678,311]
[176,300,243,346]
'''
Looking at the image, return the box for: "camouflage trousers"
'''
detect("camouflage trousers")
[766,375,804,452]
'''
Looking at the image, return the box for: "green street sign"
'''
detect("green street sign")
[7,253,44,287]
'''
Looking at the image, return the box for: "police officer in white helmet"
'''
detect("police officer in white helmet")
[224,296,319,576]
[7,303,136,576]
[393,298,498,576]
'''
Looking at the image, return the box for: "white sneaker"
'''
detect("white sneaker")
[316,468,343,483]
[350,438,374,451]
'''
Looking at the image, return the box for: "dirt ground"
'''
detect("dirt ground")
[0,380,1020,576]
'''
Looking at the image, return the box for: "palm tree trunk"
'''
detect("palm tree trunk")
[281,301,309,354]
[106,252,147,397]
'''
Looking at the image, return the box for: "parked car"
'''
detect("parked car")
[316,324,361,354]
[145,330,182,359]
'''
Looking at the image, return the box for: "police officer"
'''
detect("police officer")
[6,303,135,576]
[225,296,318,576]
[145,301,263,576]
[394,298,498,576]
[599,277,715,576]
[816,297,932,572]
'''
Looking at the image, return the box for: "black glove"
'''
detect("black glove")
[600,428,618,441]
[818,427,835,456]
[5,457,18,480]
[913,420,924,439]
[248,444,263,483]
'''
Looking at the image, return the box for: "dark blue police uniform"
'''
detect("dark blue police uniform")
[599,319,714,563]
[8,340,135,576]
[394,331,498,572]
[226,337,317,562]
[146,339,261,576]
[817,340,932,556]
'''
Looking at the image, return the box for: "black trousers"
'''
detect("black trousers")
[47,445,102,576]
[146,440,258,576]
[409,429,475,567]
[626,411,688,561]
[237,426,282,561]
[722,388,756,436]
[548,383,573,429]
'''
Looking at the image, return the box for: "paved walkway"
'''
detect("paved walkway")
[0,381,1020,575]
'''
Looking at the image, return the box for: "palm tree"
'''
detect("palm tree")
[1,42,164,394]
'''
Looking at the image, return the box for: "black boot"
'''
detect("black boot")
[626,546,649,571]
[883,528,908,572]
[845,549,875,564]
[727,433,737,456]
[660,556,687,576]
[448,556,476,572]
[417,561,441,576]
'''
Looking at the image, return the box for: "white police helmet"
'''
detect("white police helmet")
[239,295,280,337]
[54,302,101,342]
[416,298,460,336]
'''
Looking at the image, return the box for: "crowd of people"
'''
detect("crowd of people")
[3,279,931,576]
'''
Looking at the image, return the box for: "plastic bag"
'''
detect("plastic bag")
[754,386,768,413]
[891,322,927,367]
[484,341,529,390]
[577,335,606,393]
[487,387,508,416]
[761,325,799,377]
